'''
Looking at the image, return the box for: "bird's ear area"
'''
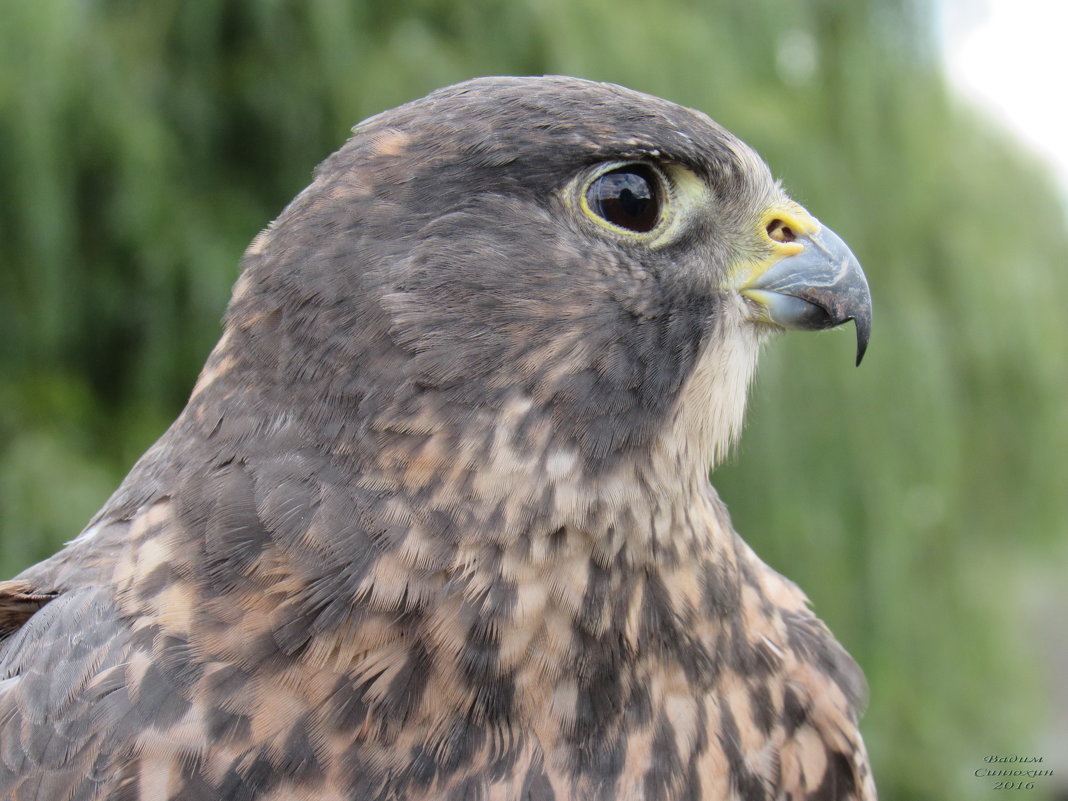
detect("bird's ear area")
[0,580,58,642]
[565,159,711,248]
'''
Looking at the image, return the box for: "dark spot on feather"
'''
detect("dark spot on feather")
[701,557,741,617]
[426,507,461,542]
[782,685,809,735]
[218,750,279,801]
[326,676,369,731]
[278,716,324,784]
[461,617,500,681]
[718,701,767,801]
[521,763,556,801]
[486,576,517,618]
[671,631,719,686]
[577,731,626,797]
[271,600,318,656]
[155,634,204,689]
[447,776,486,801]
[626,679,653,728]
[726,617,763,676]
[569,651,630,791]
[379,641,432,721]
[638,570,679,647]
[243,630,304,667]
[681,760,703,801]
[255,470,321,542]
[341,741,385,797]
[125,623,160,653]
[407,744,440,788]
[750,681,776,735]
[133,662,191,728]
[174,769,217,801]
[205,663,250,697]
[644,716,682,801]
[135,563,175,601]
[577,556,612,633]
[207,706,252,743]
[692,699,710,754]
[471,673,516,722]
[808,751,858,801]
[753,635,785,674]
[571,661,618,743]
[483,500,507,536]
[109,758,142,801]
[168,753,218,801]
[436,716,486,776]
[192,463,273,592]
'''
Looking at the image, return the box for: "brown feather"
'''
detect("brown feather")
[0,581,57,637]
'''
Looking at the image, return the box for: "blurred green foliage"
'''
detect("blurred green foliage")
[1,1,1065,799]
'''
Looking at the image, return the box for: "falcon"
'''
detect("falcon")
[0,76,875,800]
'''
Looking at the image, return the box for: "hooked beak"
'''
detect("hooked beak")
[742,222,872,366]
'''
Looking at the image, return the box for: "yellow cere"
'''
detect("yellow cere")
[728,202,821,291]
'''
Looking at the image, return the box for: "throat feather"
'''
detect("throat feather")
[657,318,763,479]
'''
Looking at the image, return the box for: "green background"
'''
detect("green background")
[2,2,1065,799]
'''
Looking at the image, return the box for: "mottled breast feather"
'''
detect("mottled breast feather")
[0,76,875,801]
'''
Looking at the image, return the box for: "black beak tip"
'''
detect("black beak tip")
[853,312,871,367]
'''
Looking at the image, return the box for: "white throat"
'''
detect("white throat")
[653,309,766,483]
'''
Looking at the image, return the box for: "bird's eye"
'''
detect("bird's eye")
[585,165,663,233]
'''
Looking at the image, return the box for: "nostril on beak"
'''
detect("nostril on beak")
[766,219,797,243]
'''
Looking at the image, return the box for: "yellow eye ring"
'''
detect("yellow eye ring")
[577,161,673,240]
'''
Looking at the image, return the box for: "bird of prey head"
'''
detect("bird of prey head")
[0,77,875,801]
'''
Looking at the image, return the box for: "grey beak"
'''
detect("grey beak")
[743,225,872,365]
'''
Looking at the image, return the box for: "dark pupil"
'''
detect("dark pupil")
[587,166,660,232]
